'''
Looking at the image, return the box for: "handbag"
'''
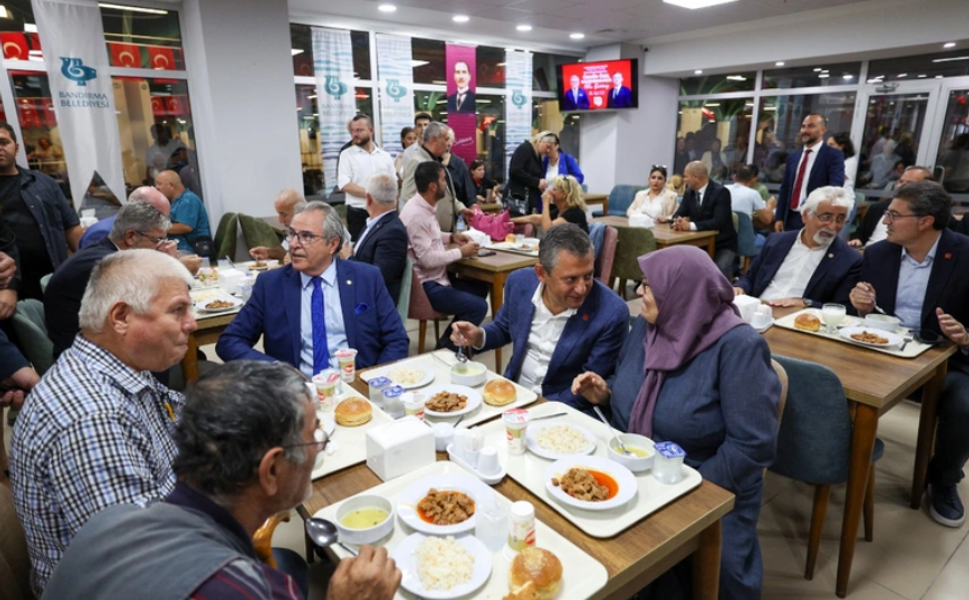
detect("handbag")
[469,204,514,241]
[505,188,529,218]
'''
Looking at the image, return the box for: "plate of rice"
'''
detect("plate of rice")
[525,421,597,460]
[385,366,435,389]
[391,533,491,599]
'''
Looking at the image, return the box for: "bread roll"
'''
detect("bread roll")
[506,234,518,244]
[794,313,821,332]
[335,398,372,426]
[483,378,517,406]
[509,548,562,600]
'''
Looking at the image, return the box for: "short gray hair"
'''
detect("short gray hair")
[367,173,398,206]
[538,223,593,273]
[78,250,193,333]
[800,185,855,217]
[295,200,348,243]
[108,202,171,241]
[423,121,449,144]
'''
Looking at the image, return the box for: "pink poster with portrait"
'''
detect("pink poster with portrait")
[446,44,477,165]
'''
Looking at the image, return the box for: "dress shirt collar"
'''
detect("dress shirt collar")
[804,139,824,154]
[366,209,395,229]
[165,482,256,557]
[456,86,469,95]
[531,283,577,319]
[300,259,338,290]
[410,193,437,216]
[345,142,382,156]
[696,183,708,200]
[901,232,941,266]
[75,334,162,395]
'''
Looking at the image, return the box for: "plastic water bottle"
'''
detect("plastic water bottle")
[456,215,467,235]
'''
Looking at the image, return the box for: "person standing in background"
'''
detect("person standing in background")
[338,115,397,241]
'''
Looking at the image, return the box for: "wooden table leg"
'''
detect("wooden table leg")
[182,334,200,383]
[691,520,722,600]
[706,238,716,259]
[491,271,507,371]
[912,361,947,509]
[836,403,878,598]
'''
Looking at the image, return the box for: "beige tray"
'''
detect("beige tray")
[774,308,933,358]
[477,402,703,539]
[312,388,393,481]
[361,351,539,426]
[314,461,609,600]
[484,241,539,257]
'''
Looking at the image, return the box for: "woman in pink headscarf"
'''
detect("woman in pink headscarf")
[573,245,779,599]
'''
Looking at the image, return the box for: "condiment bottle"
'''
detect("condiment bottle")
[507,500,536,552]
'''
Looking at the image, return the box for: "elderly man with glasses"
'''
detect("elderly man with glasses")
[217,201,409,377]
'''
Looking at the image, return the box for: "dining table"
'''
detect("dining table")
[763,305,956,597]
[296,365,737,600]
[182,307,241,382]
[583,192,609,216]
[593,215,718,259]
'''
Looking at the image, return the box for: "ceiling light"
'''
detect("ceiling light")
[663,0,739,8]
[291,49,303,56]
[936,75,944,78]
[453,15,469,23]
[411,60,429,68]
[813,68,822,72]
[775,61,785,66]
[932,56,969,63]
[308,94,317,99]
[843,74,852,80]
[818,73,830,79]
[98,3,168,14]
[516,24,532,31]
[378,4,397,12]
[726,75,746,81]
[0,6,9,19]
[704,103,720,107]
[944,42,956,48]
[570,32,585,40]
[918,74,927,78]
[694,69,703,74]
[898,73,908,77]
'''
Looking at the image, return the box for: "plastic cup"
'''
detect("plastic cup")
[402,392,425,417]
[334,349,358,382]
[475,500,508,552]
[477,446,499,475]
[368,376,393,408]
[312,369,341,411]
[503,409,529,455]
[653,441,687,484]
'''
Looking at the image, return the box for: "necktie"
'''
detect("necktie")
[311,276,329,374]
[789,148,812,210]
[458,93,464,109]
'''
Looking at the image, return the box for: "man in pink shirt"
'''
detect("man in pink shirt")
[400,161,488,350]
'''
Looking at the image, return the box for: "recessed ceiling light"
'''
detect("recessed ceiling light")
[898,73,908,77]
[843,74,852,80]
[663,0,739,8]
[98,3,168,14]
[932,56,969,63]
[944,42,956,48]
[818,73,830,79]
[936,75,944,78]
[918,74,927,78]
[726,75,746,81]
[570,32,585,40]
[694,69,703,74]
[813,68,822,72]
[516,24,532,31]
[378,4,397,12]
[775,61,785,66]
[23,23,37,33]
[453,15,469,23]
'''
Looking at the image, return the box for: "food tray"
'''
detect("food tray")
[477,403,702,538]
[360,351,539,426]
[313,461,608,600]
[774,308,934,359]
[189,288,243,319]
[311,387,393,481]
[484,241,539,257]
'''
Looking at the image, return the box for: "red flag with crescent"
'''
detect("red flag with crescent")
[148,46,176,70]
[1,33,28,60]
[17,98,41,128]
[109,42,141,68]
[166,95,189,116]
[150,96,167,117]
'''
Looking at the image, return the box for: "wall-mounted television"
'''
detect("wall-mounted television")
[557,58,639,111]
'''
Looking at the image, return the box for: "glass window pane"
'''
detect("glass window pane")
[476,93,505,182]
[675,98,753,180]
[102,4,185,71]
[476,46,504,89]
[351,31,371,81]
[762,63,860,89]
[754,93,856,185]
[290,26,370,80]
[869,50,969,82]
[532,53,577,92]
[0,2,41,62]
[414,90,447,122]
[412,38,445,85]
[935,89,969,194]
[857,93,926,194]
[295,84,372,196]
[679,72,756,95]
[9,71,72,199]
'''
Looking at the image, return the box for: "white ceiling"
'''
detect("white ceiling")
[288,0,874,54]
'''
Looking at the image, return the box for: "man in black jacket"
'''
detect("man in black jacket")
[347,173,408,304]
[665,161,738,279]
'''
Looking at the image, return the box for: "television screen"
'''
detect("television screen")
[557,58,639,111]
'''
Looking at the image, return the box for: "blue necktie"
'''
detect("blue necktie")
[311,276,329,374]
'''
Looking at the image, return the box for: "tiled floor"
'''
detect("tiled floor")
[4,318,968,599]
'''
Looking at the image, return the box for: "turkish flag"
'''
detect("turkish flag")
[17,99,41,128]
[150,96,167,117]
[109,42,141,68]
[1,33,28,60]
[167,95,189,116]
[41,99,56,127]
[148,46,176,70]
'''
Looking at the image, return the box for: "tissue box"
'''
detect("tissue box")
[366,416,435,481]
[732,294,761,323]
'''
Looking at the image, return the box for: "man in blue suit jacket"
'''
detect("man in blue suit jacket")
[848,182,969,529]
[217,202,408,377]
[774,114,845,232]
[562,75,590,110]
[449,224,627,414]
[735,186,861,307]
[348,173,408,304]
[606,72,632,109]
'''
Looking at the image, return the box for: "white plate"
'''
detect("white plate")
[420,384,483,418]
[397,472,491,535]
[194,296,243,312]
[839,326,903,348]
[313,414,336,468]
[391,532,492,599]
[544,455,637,512]
[525,421,597,460]
[384,366,435,390]
[752,317,774,333]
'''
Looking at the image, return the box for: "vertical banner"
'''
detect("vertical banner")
[375,34,415,158]
[504,49,533,177]
[312,27,356,195]
[32,0,125,204]
[446,44,477,165]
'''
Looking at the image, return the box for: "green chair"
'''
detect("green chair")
[39,273,52,294]
[611,226,657,298]
[238,213,284,257]
[397,257,413,324]
[214,212,239,262]
[10,299,54,376]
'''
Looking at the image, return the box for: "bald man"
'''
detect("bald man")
[155,170,211,253]
[249,189,305,262]
[78,186,171,249]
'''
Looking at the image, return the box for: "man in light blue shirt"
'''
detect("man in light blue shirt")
[298,257,348,376]
[155,170,210,253]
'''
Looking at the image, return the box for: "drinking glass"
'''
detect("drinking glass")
[821,303,846,334]
[475,500,508,552]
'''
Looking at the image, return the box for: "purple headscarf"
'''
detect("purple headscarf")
[628,246,746,438]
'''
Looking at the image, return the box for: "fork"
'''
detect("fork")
[899,331,915,352]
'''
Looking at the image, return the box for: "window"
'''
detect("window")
[868,51,969,83]
[101,4,185,70]
[857,93,926,193]
[412,38,445,85]
[680,72,756,95]
[290,25,370,80]
[476,46,505,88]
[935,89,969,194]
[9,71,72,198]
[676,98,753,180]
[762,63,861,89]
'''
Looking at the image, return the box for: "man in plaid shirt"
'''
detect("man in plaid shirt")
[9,249,197,596]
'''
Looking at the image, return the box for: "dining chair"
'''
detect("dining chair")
[407,266,449,353]
[596,226,618,286]
[600,184,643,217]
[0,482,33,600]
[734,211,760,275]
[610,226,657,298]
[769,355,883,580]
[213,212,239,261]
[238,213,284,258]
[396,257,413,323]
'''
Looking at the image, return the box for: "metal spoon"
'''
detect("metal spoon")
[305,517,358,557]
[592,406,633,457]
[864,285,889,316]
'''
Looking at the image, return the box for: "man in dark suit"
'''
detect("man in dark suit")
[606,72,632,109]
[449,224,628,415]
[217,201,409,377]
[347,173,407,304]
[849,181,969,529]
[774,113,845,232]
[851,166,933,248]
[664,161,737,279]
[735,186,861,307]
[446,61,476,114]
[562,75,590,110]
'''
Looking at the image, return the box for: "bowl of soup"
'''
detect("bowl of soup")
[335,494,395,545]
[606,433,655,472]
[450,361,487,387]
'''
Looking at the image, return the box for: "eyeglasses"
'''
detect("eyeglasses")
[884,211,921,223]
[652,164,668,170]
[286,228,326,245]
[283,428,330,453]
[815,213,848,225]
[135,231,168,244]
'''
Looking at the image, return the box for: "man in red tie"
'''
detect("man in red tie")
[773,113,845,232]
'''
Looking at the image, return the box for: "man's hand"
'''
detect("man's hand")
[459,242,480,257]
[538,178,548,192]
[0,252,15,288]
[848,239,862,248]
[571,372,611,405]
[656,216,670,224]
[849,282,876,316]
[339,241,353,260]
[451,233,472,245]
[179,254,203,275]
[459,208,475,223]
[672,216,691,232]
[766,297,808,308]
[0,288,17,320]
[733,287,746,296]
[326,545,401,600]
[157,240,180,258]
[249,246,271,260]
[1,365,40,410]
[450,321,484,349]
[773,221,785,233]
[937,308,969,347]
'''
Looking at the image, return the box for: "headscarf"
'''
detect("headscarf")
[628,246,746,438]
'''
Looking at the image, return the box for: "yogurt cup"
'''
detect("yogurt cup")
[334,349,358,382]
[503,409,529,455]
[653,441,687,484]
[312,369,342,411]
[401,392,425,418]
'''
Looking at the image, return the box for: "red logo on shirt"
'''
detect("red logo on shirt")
[945,253,952,259]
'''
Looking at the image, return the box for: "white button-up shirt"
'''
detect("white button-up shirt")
[760,230,828,301]
[518,284,576,394]
[793,139,824,206]
[337,144,396,209]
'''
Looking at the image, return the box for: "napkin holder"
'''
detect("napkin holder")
[732,294,761,323]
[366,416,435,481]
[628,214,656,228]
[217,268,246,295]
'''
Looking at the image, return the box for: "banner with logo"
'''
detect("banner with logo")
[32,0,125,204]
[312,27,357,196]
[446,44,477,165]
[375,34,414,160]
[504,49,533,177]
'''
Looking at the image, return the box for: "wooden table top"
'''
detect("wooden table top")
[593,216,718,245]
[454,249,539,272]
[763,306,957,410]
[583,192,609,202]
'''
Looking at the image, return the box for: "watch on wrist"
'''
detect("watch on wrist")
[801,298,811,308]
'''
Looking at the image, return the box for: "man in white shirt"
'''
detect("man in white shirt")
[735,186,861,308]
[338,115,397,242]
[249,189,306,261]
[727,165,775,228]
[144,124,185,184]
[448,224,628,414]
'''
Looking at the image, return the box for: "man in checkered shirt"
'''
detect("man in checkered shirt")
[9,249,197,596]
